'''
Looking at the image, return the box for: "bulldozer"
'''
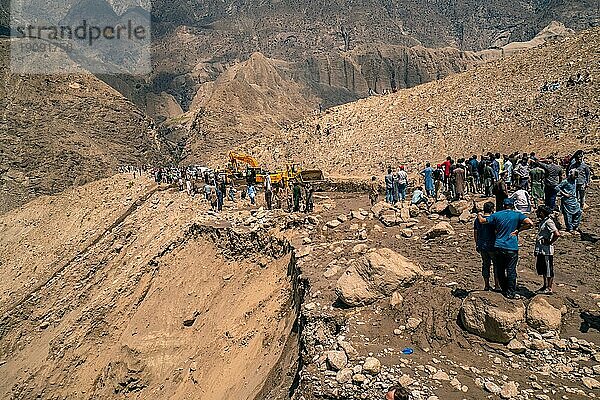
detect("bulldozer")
[225,151,324,185]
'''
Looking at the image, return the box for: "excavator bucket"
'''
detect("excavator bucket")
[300,169,324,182]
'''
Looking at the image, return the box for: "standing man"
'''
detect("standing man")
[477,198,533,299]
[474,201,499,291]
[557,170,583,232]
[433,164,444,200]
[536,155,563,210]
[442,156,452,191]
[293,180,302,212]
[264,173,273,210]
[534,206,560,294]
[369,176,379,206]
[503,155,513,189]
[568,150,591,208]
[421,163,435,198]
[492,171,509,212]
[513,158,530,191]
[482,160,495,198]
[453,160,466,200]
[385,167,394,204]
[529,163,545,208]
[469,155,480,193]
[397,166,408,202]
[247,183,256,205]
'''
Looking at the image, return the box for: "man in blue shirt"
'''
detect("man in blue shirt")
[477,198,533,299]
[474,201,498,291]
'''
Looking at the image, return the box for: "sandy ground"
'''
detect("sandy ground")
[0,175,296,400]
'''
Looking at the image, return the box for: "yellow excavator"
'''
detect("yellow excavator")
[225,151,323,185]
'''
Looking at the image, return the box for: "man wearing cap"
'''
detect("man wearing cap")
[477,198,534,299]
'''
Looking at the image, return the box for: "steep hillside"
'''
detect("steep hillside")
[0,39,163,213]
[0,175,298,399]
[242,27,600,176]
[160,52,316,165]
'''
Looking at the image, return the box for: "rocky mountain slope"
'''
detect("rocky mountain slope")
[242,27,600,176]
[0,40,163,213]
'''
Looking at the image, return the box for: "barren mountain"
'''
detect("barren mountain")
[0,40,162,213]
[241,27,600,176]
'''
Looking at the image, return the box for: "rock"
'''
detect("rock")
[337,214,348,223]
[389,291,403,309]
[362,357,381,375]
[371,201,395,217]
[530,339,552,350]
[430,200,449,214]
[400,228,413,238]
[432,371,450,381]
[358,229,368,240]
[398,374,415,387]
[458,209,472,223]
[424,221,455,239]
[352,373,367,383]
[460,292,525,344]
[409,204,421,217]
[406,317,422,330]
[326,219,341,228]
[336,368,354,384]
[400,207,411,223]
[338,340,359,361]
[304,302,316,311]
[506,339,526,354]
[326,350,348,371]
[500,381,519,399]
[336,248,423,306]
[324,265,342,278]
[352,243,368,254]
[351,210,366,220]
[582,377,600,389]
[526,296,562,333]
[296,246,311,258]
[484,381,502,395]
[448,200,470,216]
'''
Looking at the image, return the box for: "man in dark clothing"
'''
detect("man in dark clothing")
[474,201,499,291]
[492,171,508,211]
[385,167,394,204]
[293,181,302,212]
[477,198,533,299]
[536,155,563,210]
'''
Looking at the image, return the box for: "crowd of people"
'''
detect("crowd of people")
[380,150,592,300]
[122,164,317,214]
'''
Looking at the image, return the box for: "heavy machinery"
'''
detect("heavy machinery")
[224,151,324,185]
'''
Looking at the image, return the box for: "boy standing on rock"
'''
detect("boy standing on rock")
[477,198,533,299]
[534,206,560,294]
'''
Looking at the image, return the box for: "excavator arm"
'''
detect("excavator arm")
[228,151,260,169]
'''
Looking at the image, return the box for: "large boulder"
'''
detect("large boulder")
[336,248,423,307]
[371,201,395,217]
[460,292,525,344]
[430,200,449,214]
[448,200,470,216]
[424,221,455,239]
[526,296,562,333]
